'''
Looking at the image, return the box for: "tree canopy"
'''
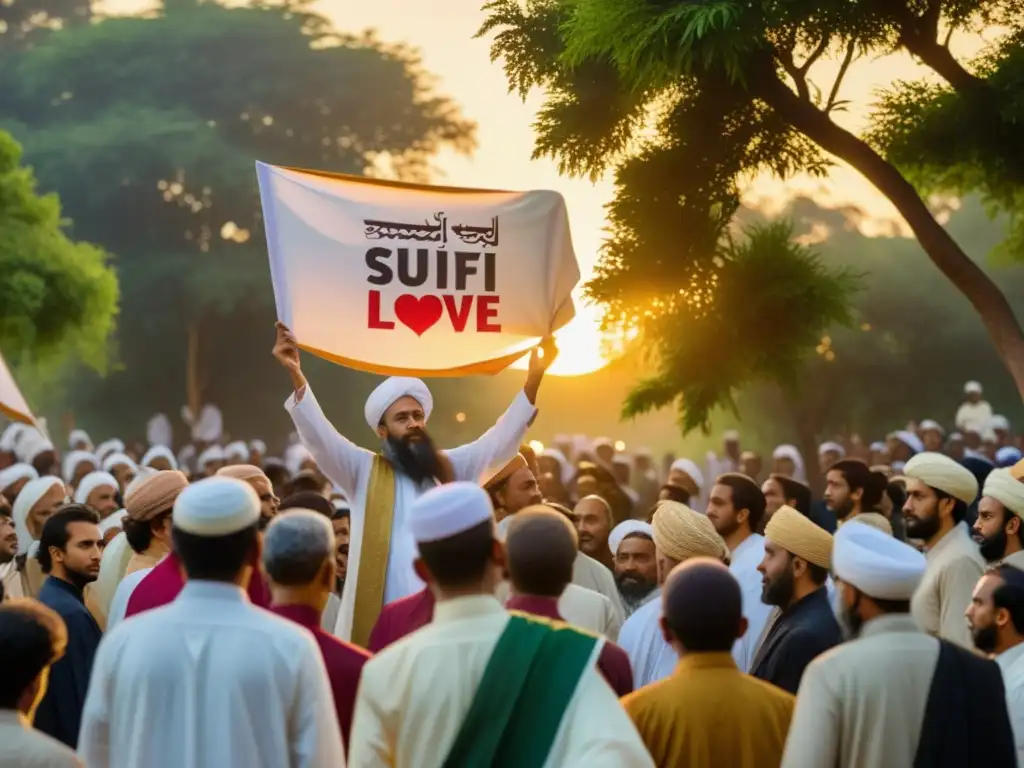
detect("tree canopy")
[0,0,475,437]
[479,0,1024,433]
[0,129,117,373]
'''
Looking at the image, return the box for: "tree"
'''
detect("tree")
[0,1,475,437]
[0,129,117,373]
[479,0,1024,432]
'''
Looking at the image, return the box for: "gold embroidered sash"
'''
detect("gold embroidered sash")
[351,454,396,648]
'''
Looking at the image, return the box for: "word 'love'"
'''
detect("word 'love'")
[368,292,500,336]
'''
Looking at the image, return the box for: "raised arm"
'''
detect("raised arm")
[446,338,557,482]
[275,323,373,496]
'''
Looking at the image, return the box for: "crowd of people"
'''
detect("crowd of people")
[1,325,1023,766]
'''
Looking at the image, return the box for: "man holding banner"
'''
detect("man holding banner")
[273,322,555,645]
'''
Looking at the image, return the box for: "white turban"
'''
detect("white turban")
[173,477,260,537]
[984,468,1024,519]
[891,431,924,455]
[95,439,125,464]
[249,440,266,456]
[364,377,433,432]
[833,518,926,600]
[68,429,93,450]
[16,430,53,464]
[196,445,225,472]
[74,471,119,506]
[902,452,978,505]
[0,463,38,493]
[62,451,98,484]
[964,381,983,395]
[13,476,66,554]
[411,482,493,544]
[609,520,653,556]
[142,445,178,470]
[771,444,807,483]
[918,420,944,435]
[818,442,846,458]
[224,440,249,463]
[0,423,26,452]
[102,452,138,474]
[669,458,705,494]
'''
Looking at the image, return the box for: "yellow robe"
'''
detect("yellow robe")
[623,652,794,768]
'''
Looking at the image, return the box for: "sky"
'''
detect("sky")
[106,0,998,375]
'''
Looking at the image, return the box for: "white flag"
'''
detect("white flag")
[0,350,35,425]
[256,163,580,375]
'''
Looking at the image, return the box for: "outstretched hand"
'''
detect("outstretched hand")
[273,321,306,390]
[525,336,558,404]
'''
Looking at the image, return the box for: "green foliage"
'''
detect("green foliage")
[481,0,1024,434]
[0,130,117,371]
[0,1,475,434]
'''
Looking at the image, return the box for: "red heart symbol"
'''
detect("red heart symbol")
[394,294,443,336]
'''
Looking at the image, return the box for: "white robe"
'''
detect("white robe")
[347,594,653,768]
[77,581,345,768]
[105,568,152,631]
[911,521,984,647]
[618,591,675,689]
[729,533,773,672]
[997,642,1024,766]
[286,384,536,641]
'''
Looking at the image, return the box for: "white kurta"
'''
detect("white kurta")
[571,552,625,629]
[77,581,345,768]
[618,591,676,689]
[781,614,940,768]
[729,533,773,672]
[496,582,621,640]
[911,521,984,647]
[997,642,1024,766]
[287,385,535,641]
[347,594,653,768]
[105,567,152,631]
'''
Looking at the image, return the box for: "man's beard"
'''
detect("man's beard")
[904,511,941,541]
[615,571,656,601]
[975,527,1008,563]
[65,564,98,591]
[384,428,444,485]
[830,497,855,521]
[841,596,865,639]
[761,566,795,608]
[972,623,999,654]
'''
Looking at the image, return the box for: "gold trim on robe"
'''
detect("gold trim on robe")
[351,455,396,648]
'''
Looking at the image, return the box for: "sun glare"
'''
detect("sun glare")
[511,304,613,377]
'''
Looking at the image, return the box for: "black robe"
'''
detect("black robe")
[751,586,842,694]
[33,575,103,748]
[914,639,1016,767]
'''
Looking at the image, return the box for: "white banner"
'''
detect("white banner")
[256,163,580,376]
[0,350,35,425]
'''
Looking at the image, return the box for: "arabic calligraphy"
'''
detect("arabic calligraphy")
[364,212,448,246]
[452,217,500,248]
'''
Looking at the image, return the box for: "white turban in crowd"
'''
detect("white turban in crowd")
[13,476,66,555]
[818,442,846,460]
[224,441,249,464]
[146,413,173,449]
[964,381,983,395]
[364,377,433,432]
[68,429,93,451]
[249,440,266,456]
[142,445,178,471]
[651,501,728,563]
[765,505,833,569]
[182,404,223,443]
[174,477,260,537]
[95,439,125,464]
[991,415,1011,432]
[74,471,119,506]
[669,458,705,496]
[411,482,493,544]
[62,451,98,484]
[540,448,574,486]
[984,468,1024,519]
[16,430,53,464]
[996,446,1023,468]
[0,463,38,495]
[902,452,979,505]
[285,443,313,477]
[772,445,807,483]
[103,452,138,475]
[918,419,944,436]
[0,423,26,453]
[196,445,226,473]
[891,430,924,456]
[608,520,654,556]
[833,518,926,600]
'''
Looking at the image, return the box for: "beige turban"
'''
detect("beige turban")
[902,452,978,505]
[216,464,269,484]
[764,505,833,570]
[126,470,189,522]
[848,512,893,537]
[482,454,528,490]
[651,501,728,563]
[984,468,1024,519]
[1012,459,1024,482]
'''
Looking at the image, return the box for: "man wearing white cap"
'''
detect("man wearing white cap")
[974,468,1024,567]
[78,477,345,768]
[782,522,1015,768]
[347,482,653,768]
[609,520,658,618]
[274,322,554,645]
[957,381,993,434]
[902,453,985,647]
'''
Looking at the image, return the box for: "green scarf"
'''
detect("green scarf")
[441,613,599,768]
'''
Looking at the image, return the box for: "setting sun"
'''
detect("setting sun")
[511,303,614,377]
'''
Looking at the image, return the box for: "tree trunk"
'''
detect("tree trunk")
[754,71,1024,401]
[186,321,205,433]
